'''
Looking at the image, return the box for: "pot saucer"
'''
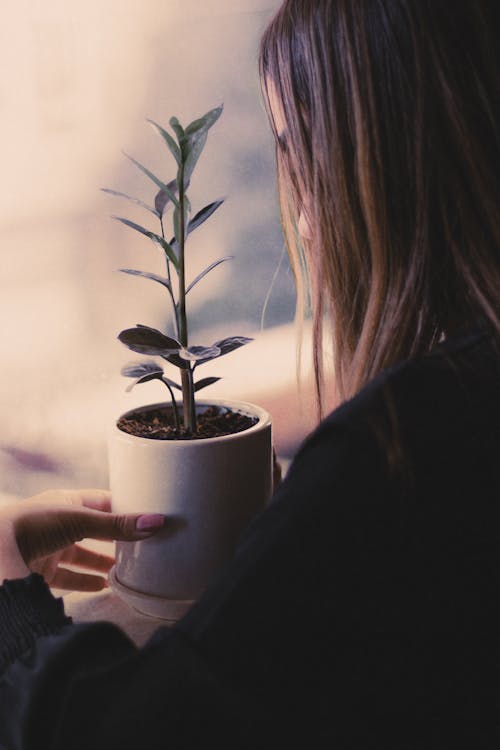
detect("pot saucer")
[108,565,195,622]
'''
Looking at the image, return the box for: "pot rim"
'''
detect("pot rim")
[111,397,272,446]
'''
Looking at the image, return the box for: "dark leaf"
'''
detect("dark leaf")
[122,152,179,208]
[186,256,233,295]
[118,326,181,356]
[214,336,254,357]
[101,188,159,217]
[169,200,222,253]
[131,329,186,369]
[112,217,178,269]
[187,199,224,233]
[118,269,172,293]
[155,190,170,216]
[121,360,164,378]
[194,376,221,392]
[125,372,165,393]
[161,351,190,370]
[147,120,181,165]
[121,361,165,393]
[113,216,154,239]
[154,179,177,215]
[178,345,221,363]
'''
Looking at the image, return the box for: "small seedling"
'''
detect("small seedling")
[103,105,252,434]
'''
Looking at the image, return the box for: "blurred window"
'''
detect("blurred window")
[0,1,310,500]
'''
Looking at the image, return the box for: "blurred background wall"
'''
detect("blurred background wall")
[0,0,328,501]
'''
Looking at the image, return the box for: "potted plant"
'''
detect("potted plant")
[103,105,273,621]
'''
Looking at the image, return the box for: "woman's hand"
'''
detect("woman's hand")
[0,459,283,592]
[0,489,164,591]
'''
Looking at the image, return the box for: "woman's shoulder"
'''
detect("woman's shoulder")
[320,326,497,438]
[289,325,499,493]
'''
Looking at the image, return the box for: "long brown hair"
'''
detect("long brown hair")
[260,0,500,415]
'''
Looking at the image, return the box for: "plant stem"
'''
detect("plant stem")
[181,369,195,432]
[188,367,196,431]
[178,164,196,432]
[160,215,180,340]
[162,379,180,430]
[160,217,171,277]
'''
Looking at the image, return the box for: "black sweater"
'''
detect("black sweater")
[1,328,499,749]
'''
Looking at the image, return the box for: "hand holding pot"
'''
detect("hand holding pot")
[0,489,164,591]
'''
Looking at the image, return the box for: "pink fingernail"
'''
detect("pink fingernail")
[136,514,165,531]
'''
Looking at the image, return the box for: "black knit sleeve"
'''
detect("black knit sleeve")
[0,574,71,673]
[0,575,139,750]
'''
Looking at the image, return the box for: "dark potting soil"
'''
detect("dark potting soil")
[117,404,258,440]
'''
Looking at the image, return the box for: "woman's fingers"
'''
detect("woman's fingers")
[14,507,165,564]
[60,544,115,573]
[77,490,112,512]
[60,509,166,543]
[36,489,113,512]
[31,490,167,541]
[0,490,165,582]
[50,567,109,592]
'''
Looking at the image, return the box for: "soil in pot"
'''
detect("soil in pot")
[117,404,258,440]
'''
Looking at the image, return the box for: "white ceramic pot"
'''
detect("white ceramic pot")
[107,398,272,621]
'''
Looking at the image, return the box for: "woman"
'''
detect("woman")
[1,1,499,746]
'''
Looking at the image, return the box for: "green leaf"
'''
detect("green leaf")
[185,105,223,138]
[186,256,234,295]
[118,326,181,356]
[147,119,181,165]
[194,376,221,392]
[183,129,209,184]
[100,188,159,217]
[169,117,185,143]
[118,269,173,294]
[112,217,179,270]
[172,199,191,247]
[183,106,223,182]
[122,152,179,208]
[173,206,182,247]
